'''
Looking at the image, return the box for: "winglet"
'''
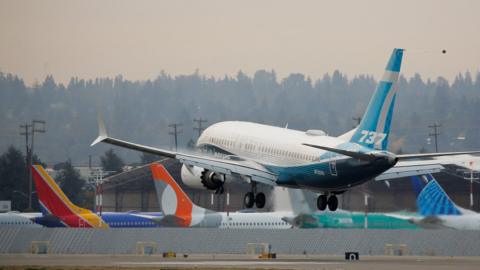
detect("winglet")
[90,114,108,146]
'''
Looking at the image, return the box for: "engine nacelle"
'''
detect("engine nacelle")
[200,169,224,191]
[180,164,226,192]
[180,164,205,189]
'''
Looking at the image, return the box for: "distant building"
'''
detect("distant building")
[94,159,480,213]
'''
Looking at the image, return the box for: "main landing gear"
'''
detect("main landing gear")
[244,183,266,209]
[317,193,338,211]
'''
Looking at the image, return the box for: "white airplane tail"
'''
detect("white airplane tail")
[349,48,404,150]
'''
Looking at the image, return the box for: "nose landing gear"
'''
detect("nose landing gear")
[317,193,338,211]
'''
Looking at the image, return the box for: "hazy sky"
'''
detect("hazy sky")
[1,0,479,85]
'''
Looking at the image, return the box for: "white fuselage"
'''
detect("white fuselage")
[191,211,293,229]
[197,121,350,167]
[0,212,43,227]
[433,215,480,230]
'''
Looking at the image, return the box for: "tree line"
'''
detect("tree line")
[0,69,479,166]
[0,145,129,211]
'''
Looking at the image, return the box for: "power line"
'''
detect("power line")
[428,122,441,153]
[168,123,183,151]
[352,117,362,128]
[19,120,46,211]
[193,118,208,138]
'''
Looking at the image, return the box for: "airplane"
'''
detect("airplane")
[91,48,480,211]
[150,163,293,228]
[277,187,420,229]
[0,212,43,227]
[391,174,480,230]
[31,165,164,228]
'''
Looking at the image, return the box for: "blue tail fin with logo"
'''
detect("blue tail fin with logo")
[417,175,461,216]
[350,48,404,150]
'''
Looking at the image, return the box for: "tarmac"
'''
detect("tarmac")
[1,254,480,270]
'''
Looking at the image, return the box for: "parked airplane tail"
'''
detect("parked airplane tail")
[31,165,108,228]
[417,177,462,216]
[150,163,205,227]
[410,174,431,196]
[350,48,404,150]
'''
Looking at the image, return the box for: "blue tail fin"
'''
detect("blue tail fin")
[417,176,461,216]
[410,175,428,196]
[350,48,404,150]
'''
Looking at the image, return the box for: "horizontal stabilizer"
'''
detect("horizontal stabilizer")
[156,215,188,227]
[398,151,480,160]
[302,143,376,161]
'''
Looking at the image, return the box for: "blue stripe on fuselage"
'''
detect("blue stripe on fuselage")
[265,142,392,191]
[100,212,163,228]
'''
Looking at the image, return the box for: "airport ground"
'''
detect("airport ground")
[1,254,480,270]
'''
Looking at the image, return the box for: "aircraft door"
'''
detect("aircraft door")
[329,160,338,176]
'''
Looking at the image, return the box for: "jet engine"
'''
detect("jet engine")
[180,164,226,193]
[180,164,205,189]
[200,169,225,192]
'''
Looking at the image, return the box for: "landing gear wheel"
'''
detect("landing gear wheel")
[327,195,338,211]
[215,185,224,194]
[244,192,255,208]
[317,195,327,211]
[255,192,266,208]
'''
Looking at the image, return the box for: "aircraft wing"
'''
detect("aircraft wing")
[91,118,277,186]
[176,153,277,185]
[376,154,480,181]
[375,160,444,181]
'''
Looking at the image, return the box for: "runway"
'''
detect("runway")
[1,254,480,270]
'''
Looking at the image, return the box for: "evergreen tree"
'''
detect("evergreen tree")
[139,152,159,165]
[55,160,85,205]
[0,146,27,210]
[101,149,124,174]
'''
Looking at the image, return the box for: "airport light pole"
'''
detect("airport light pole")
[467,161,479,209]
[364,194,369,229]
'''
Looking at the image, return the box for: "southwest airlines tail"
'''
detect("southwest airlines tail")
[150,163,206,227]
[350,48,404,150]
[417,177,462,216]
[31,165,108,228]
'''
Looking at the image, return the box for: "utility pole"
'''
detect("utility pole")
[19,120,46,211]
[193,118,208,138]
[29,120,46,211]
[168,123,182,151]
[19,123,31,210]
[352,117,361,128]
[466,161,479,210]
[428,123,441,153]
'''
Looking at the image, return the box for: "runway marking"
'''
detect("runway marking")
[117,261,344,266]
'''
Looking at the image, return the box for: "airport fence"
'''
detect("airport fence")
[0,227,479,256]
